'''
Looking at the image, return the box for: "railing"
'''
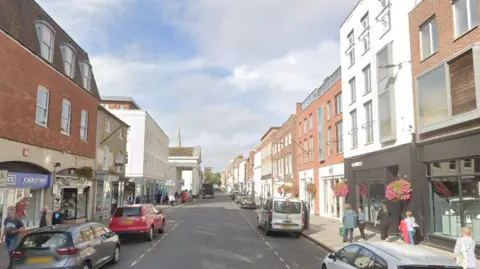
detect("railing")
[301,67,341,111]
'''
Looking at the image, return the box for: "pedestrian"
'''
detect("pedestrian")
[39,205,52,227]
[453,227,476,269]
[376,204,391,241]
[169,193,176,207]
[398,216,409,244]
[357,207,366,240]
[404,211,417,245]
[1,206,25,268]
[342,204,357,243]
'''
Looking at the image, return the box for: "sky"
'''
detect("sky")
[36,0,358,171]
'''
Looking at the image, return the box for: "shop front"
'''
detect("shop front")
[344,144,424,234]
[94,174,123,221]
[54,171,93,223]
[417,130,480,253]
[318,163,345,219]
[299,169,315,215]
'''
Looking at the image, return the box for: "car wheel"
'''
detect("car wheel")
[322,264,328,269]
[294,232,302,238]
[83,261,92,269]
[159,220,165,233]
[111,245,120,264]
[264,221,271,236]
[147,226,154,241]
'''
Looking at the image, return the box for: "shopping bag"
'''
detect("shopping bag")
[339,227,345,237]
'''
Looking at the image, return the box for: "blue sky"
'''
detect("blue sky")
[36,0,358,171]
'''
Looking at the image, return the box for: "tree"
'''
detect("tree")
[205,172,221,185]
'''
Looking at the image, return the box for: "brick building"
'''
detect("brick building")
[409,0,480,251]
[0,0,101,225]
[260,127,279,198]
[296,67,344,216]
[271,115,297,198]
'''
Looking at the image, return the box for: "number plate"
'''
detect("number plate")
[27,256,53,264]
[121,220,133,225]
[281,224,292,228]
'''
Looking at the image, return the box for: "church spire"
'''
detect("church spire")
[177,126,181,147]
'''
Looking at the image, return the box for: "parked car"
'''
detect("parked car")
[322,241,461,269]
[235,194,246,204]
[109,204,165,241]
[10,223,120,269]
[241,197,257,209]
[257,198,303,237]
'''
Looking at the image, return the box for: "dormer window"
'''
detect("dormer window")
[35,21,55,62]
[60,44,76,78]
[79,62,91,91]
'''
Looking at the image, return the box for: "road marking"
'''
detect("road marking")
[147,248,151,252]
[279,257,284,262]
[139,254,144,259]
[274,251,279,256]
[130,261,137,267]
[285,264,290,269]
[153,243,157,246]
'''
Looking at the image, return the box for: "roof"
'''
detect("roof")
[101,96,141,109]
[0,0,101,99]
[261,127,280,141]
[98,105,130,127]
[169,147,194,157]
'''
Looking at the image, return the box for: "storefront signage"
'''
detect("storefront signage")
[0,170,7,187]
[351,161,363,167]
[7,172,50,189]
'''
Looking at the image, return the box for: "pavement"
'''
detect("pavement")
[302,215,480,269]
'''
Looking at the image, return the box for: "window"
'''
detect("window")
[35,87,49,126]
[453,0,478,38]
[35,22,55,62]
[304,139,308,162]
[309,114,313,130]
[350,110,358,148]
[464,159,473,169]
[361,14,370,53]
[380,10,391,35]
[303,119,307,134]
[105,119,111,133]
[335,93,343,115]
[336,121,343,154]
[327,127,332,156]
[379,92,393,140]
[347,31,355,66]
[327,101,332,120]
[80,110,88,141]
[349,78,356,104]
[119,127,124,139]
[5,188,43,229]
[354,248,375,269]
[309,135,314,161]
[317,105,325,161]
[20,232,70,249]
[60,45,76,78]
[420,18,439,60]
[417,65,449,128]
[449,160,457,170]
[363,65,371,94]
[80,227,95,242]
[337,244,361,264]
[61,100,71,135]
[79,62,92,91]
[364,101,374,144]
[103,147,109,170]
[377,43,396,142]
[299,142,303,164]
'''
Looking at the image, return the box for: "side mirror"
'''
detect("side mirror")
[108,232,116,238]
[328,253,337,261]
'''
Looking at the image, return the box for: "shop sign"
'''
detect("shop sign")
[7,172,50,189]
[0,170,7,187]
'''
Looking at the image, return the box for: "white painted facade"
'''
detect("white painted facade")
[341,0,416,159]
[298,169,314,215]
[238,160,246,191]
[253,150,262,197]
[107,109,169,182]
[318,163,345,219]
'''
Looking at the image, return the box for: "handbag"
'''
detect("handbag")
[339,227,345,237]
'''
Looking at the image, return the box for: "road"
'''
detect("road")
[106,193,329,269]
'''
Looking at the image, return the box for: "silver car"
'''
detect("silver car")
[11,223,120,269]
[323,241,461,269]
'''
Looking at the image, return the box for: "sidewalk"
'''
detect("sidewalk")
[303,215,480,269]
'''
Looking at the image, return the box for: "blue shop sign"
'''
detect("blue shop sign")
[7,172,50,189]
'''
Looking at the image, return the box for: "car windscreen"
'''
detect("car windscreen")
[273,201,301,214]
[20,232,71,250]
[114,207,142,217]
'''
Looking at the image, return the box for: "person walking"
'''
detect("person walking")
[376,204,391,241]
[169,193,176,207]
[2,207,25,268]
[342,204,357,243]
[357,207,366,240]
[404,211,417,245]
[39,205,52,227]
[453,227,476,269]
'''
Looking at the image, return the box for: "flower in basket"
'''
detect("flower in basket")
[282,185,293,193]
[358,184,368,197]
[333,182,348,197]
[277,187,283,194]
[432,181,452,198]
[307,183,317,196]
[385,178,412,202]
[75,166,94,181]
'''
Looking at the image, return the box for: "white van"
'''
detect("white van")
[256,198,303,237]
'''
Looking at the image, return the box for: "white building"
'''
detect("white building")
[238,160,246,192]
[253,149,262,198]
[340,0,417,220]
[106,109,169,202]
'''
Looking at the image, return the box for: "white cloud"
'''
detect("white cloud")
[34,0,358,170]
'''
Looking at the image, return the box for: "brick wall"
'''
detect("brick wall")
[0,32,98,158]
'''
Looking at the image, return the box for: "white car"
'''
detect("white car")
[256,198,303,237]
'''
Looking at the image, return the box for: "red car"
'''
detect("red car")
[109,204,166,241]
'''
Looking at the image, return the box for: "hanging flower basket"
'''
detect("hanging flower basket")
[277,187,283,195]
[293,187,299,198]
[385,178,412,202]
[358,184,368,197]
[307,183,317,196]
[75,166,93,181]
[282,185,293,193]
[432,181,452,198]
[333,182,348,197]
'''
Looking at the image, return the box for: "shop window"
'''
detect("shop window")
[428,158,480,242]
[95,181,104,213]
[5,188,42,229]
[356,182,385,223]
[62,188,89,220]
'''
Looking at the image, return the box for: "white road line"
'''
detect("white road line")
[274,251,279,256]
[153,243,157,246]
[285,264,290,269]
[279,257,284,262]
[147,248,151,252]
[130,261,137,267]
[140,254,144,259]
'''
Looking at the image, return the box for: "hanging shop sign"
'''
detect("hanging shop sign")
[7,172,50,189]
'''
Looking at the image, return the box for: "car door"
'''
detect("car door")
[151,206,162,229]
[91,224,113,266]
[261,199,272,227]
[76,226,100,267]
[326,244,361,269]
[352,247,376,269]
[145,205,155,228]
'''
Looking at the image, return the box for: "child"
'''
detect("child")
[398,217,410,244]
